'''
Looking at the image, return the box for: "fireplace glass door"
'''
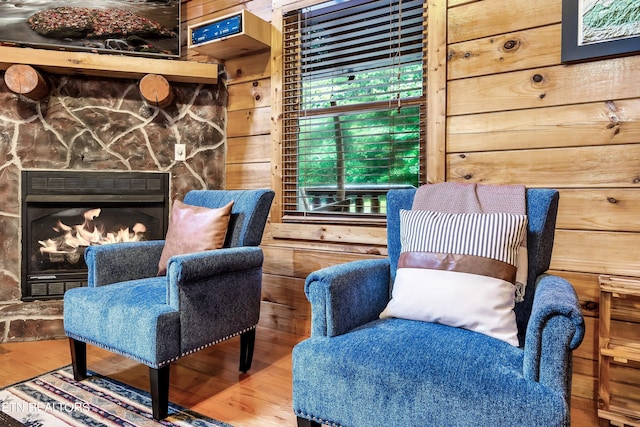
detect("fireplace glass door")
[22,171,169,301]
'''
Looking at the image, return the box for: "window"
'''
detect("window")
[282,0,426,222]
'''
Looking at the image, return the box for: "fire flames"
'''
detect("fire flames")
[38,208,147,257]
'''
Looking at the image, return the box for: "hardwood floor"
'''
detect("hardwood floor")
[0,327,600,426]
[0,327,304,426]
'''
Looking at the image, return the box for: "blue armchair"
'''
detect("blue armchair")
[292,188,585,427]
[64,189,274,420]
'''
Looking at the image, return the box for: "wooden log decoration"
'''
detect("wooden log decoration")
[139,74,174,108]
[3,64,49,100]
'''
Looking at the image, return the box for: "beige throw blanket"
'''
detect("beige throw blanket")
[411,182,528,301]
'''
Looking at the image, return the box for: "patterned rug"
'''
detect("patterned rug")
[0,366,232,427]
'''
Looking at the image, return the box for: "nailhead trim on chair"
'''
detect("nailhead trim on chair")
[160,325,258,366]
[65,324,258,369]
[294,410,344,427]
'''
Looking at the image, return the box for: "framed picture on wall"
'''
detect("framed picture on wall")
[562,0,640,63]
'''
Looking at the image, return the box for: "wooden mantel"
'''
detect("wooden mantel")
[0,46,218,84]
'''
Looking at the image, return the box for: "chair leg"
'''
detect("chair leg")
[69,338,88,381]
[297,416,322,427]
[150,365,170,420]
[239,328,256,373]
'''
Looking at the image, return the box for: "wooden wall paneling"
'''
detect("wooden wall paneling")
[447,99,640,153]
[228,79,271,111]
[184,0,240,22]
[556,189,640,232]
[292,249,379,279]
[574,315,598,362]
[263,246,296,277]
[264,236,388,257]
[447,57,640,116]
[227,106,272,137]
[226,162,272,188]
[262,274,307,311]
[225,52,271,84]
[572,317,598,401]
[572,368,596,401]
[448,24,561,80]
[260,274,310,334]
[551,230,640,277]
[259,299,310,335]
[270,223,387,246]
[227,135,271,164]
[184,0,271,24]
[447,145,640,188]
[426,0,448,184]
[572,396,601,427]
[447,0,560,44]
[574,349,598,375]
[447,0,479,8]
[445,2,640,418]
[573,356,598,400]
[270,4,284,221]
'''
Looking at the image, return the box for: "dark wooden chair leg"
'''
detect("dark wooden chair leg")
[150,365,170,420]
[69,338,88,381]
[297,416,322,427]
[239,328,256,373]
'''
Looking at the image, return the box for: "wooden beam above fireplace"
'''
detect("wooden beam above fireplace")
[0,46,218,84]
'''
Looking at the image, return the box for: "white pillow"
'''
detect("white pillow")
[381,269,519,345]
[380,210,528,346]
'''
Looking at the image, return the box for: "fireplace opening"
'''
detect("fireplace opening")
[21,171,169,301]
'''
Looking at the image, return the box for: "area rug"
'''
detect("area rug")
[0,366,232,427]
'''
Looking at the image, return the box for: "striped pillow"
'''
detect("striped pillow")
[380,210,528,346]
[399,210,527,283]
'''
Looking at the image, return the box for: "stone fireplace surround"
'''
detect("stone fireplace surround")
[0,69,228,342]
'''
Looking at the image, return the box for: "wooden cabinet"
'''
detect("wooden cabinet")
[598,275,640,427]
[188,10,271,60]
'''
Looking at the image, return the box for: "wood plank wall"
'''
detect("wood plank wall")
[446,0,640,406]
[183,0,640,415]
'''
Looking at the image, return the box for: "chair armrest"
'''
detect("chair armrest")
[166,246,264,307]
[305,258,391,338]
[85,241,165,287]
[523,274,585,395]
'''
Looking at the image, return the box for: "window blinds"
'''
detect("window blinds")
[282,0,426,220]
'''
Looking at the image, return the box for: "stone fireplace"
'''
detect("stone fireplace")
[0,69,227,342]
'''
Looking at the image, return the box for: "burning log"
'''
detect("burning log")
[139,73,174,108]
[4,64,49,100]
[38,208,149,262]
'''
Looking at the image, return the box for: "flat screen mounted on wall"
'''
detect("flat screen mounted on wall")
[0,0,180,58]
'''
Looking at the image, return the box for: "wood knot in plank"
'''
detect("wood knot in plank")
[502,40,520,51]
[532,74,544,83]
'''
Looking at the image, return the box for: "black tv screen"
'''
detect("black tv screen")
[0,0,180,58]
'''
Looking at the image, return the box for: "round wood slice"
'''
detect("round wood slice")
[139,74,174,108]
[4,64,49,100]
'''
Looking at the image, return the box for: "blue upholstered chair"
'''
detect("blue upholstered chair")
[64,189,274,420]
[293,188,585,427]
